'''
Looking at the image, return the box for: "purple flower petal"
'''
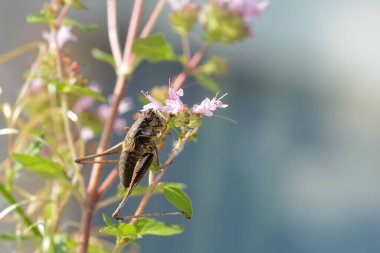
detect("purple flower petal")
[42,25,77,49]
[141,91,165,111]
[191,93,228,116]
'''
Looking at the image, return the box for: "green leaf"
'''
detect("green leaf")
[132,34,175,63]
[53,82,106,102]
[188,120,203,128]
[63,18,98,32]
[26,13,48,23]
[70,0,88,9]
[99,223,138,240]
[102,214,116,227]
[54,234,68,253]
[12,153,65,180]
[92,48,115,68]
[0,183,42,238]
[194,74,220,92]
[0,232,35,241]
[163,185,193,219]
[201,56,228,76]
[135,218,184,236]
[70,86,107,103]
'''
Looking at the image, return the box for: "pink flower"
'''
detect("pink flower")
[74,96,96,114]
[167,0,195,11]
[42,25,77,49]
[164,88,184,114]
[141,88,185,114]
[191,93,228,116]
[217,0,269,19]
[141,91,165,111]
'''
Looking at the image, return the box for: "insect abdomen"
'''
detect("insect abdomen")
[119,151,139,188]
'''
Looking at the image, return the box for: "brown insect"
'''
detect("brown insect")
[75,109,181,220]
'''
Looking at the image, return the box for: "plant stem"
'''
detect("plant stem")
[0,183,42,238]
[122,0,144,66]
[107,0,122,67]
[140,0,166,38]
[172,44,210,90]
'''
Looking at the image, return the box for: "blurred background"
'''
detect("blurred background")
[2,0,380,252]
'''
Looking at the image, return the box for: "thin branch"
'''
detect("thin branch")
[107,0,122,67]
[97,168,119,196]
[172,44,211,90]
[55,4,70,26]
[0,42,39,64]
[181,35,191,61]
[140,0,166,38]
[122,0,145,65]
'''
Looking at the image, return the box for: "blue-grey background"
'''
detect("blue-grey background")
[1,0,380,252]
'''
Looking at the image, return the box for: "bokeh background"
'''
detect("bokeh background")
[2,0,380,252]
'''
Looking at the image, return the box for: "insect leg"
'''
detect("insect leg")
[75,142,123,164]
[112,153,153,220]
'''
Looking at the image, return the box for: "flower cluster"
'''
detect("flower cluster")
[167,0,269,43]
[142,87,228,117]
[42,25,77,50]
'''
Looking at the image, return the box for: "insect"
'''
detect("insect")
[75,109,179,220]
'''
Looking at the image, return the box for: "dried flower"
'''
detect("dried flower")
[191,93,228,116]
[42,25,77,49]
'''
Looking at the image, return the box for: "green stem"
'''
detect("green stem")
[0,183,42,238]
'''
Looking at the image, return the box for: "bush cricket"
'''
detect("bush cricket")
[75,109,182,220]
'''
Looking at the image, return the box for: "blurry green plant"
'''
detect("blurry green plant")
[0,0,267,252]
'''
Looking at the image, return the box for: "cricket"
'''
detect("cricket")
[75,109,182,220]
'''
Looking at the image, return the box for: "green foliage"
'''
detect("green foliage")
[66,0,89,10]
[135,218,184,236]
[63,18,98,32]
[170,5,199,35]
[163,185,193,219]
[26,13,49,24]
[200,56,229,76]
[194,73,220,92]
[12,153,66,180]
[92,48,116,68]
[54,82,106,102]
[199,4,248,43]
[132,34,176,63]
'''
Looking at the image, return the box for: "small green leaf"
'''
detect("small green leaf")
[100,223,138,240]
[163,185,193,219]
[201,56,229,76]
[53,82,106,102]
[135,218,184,236]
[0,232,35,241]
[70,0,88,10]
[194,74,220,92]
[26,13,48,23]
[70,86,107,103]
[92,48,116,68]
[12,153,65,180]
[102,214,116,227]
[63,18,98,32]
[188,120,203,128]
[132,34,175,63]
[54,234,68,253]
